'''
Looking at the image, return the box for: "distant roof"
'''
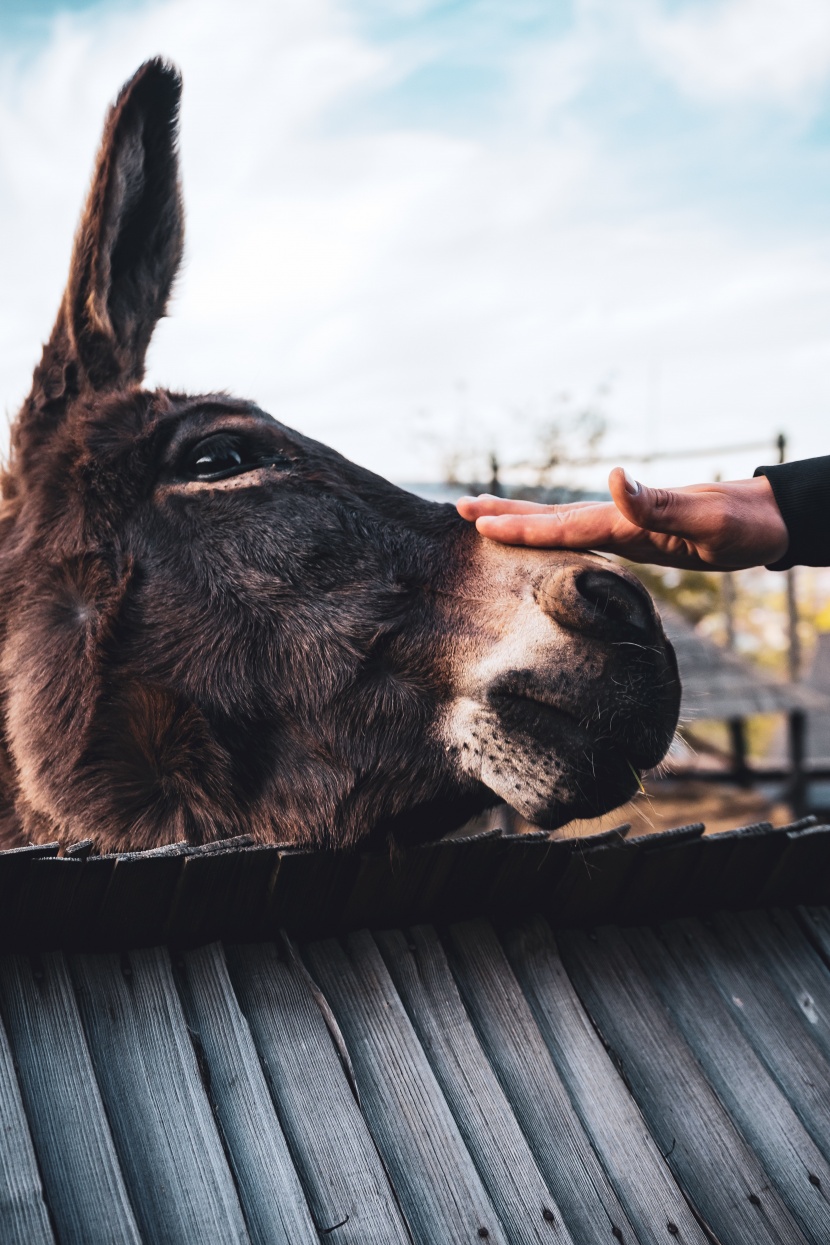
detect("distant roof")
[1,819,829,1244]
[660,605,826,720]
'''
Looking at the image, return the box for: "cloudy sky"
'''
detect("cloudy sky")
[2,0,830,488]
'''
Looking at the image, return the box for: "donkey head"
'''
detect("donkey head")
[0,61,680,853]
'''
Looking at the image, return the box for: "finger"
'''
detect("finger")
[457,495,601,519]
[475,503,626,548]
[608,467,723,537]
[457,495,549,519]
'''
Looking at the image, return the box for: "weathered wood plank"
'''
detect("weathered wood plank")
[704,823,784,911]
[729,909,830,1065]
[62,855,117,949]
[623,921,830,1245]
[476,838,559,919]
[545,838,640,928]
[614,831,705,925]
[176,943,319,1245]
[165,846,279,945]
[96,850,187,947]
[0,846,60,945]
[679,826,747,914]
[558,925,808,1245]
[800,905,830,961]
[71,947,251,1244]
[4,857,84,950]
[0,952,140,1244]
[760,827,830,908]
[0,1003,54,1245]
[446,919,639,1245]
[435,835,518,925]
[696,913,830,1168]
[226,941,412,1245]
[375,925,572,1245]
[263,849,362,938]
[306,930,510,1245]
[503,917,706,1245]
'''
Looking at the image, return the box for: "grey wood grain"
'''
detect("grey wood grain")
[623,921,830,1245]
[226,941,413,1245]
[503,917,706,1245]
[558,925,808,1245]
[446,919,640,1245]
[695,912,830,1169]
[176,943,319,1245]
[0,1002,54,1245]
[375,925,572,1245]
[305,930,510,1245]
[801,905,830,962]
[71,947,251,1245]
[0,952,140,1244]
[729,909,830,1064]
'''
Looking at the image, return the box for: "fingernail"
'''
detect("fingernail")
[623,470,640,496]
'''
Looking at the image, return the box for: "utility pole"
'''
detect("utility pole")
[715,471,748,782]
[715,473,737,651]
[779,433,807,814]
[487,453,502,497]
[778,434,801,681]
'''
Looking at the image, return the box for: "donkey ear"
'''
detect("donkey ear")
[36,59,184,402]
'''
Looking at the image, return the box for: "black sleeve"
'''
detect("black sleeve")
[754,456,830,570]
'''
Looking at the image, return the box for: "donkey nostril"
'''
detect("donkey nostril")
[575,569,653,638]
[537,563,657,643]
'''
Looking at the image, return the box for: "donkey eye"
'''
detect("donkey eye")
[181,433,289,482]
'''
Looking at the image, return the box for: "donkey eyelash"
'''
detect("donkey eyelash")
[179,432,294,483]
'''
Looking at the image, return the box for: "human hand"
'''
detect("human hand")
[457,468,789,571]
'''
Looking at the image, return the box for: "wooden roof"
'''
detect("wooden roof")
[660,606,827,721]
[2,818,830,1244]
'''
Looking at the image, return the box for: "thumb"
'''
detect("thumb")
[608,467,713,536]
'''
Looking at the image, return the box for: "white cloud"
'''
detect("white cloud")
[2,0,830,490]
[641,0,830,108]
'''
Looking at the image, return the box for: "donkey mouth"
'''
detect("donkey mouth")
[483,670,677,827]
[488,661,677,772]
[489,679,643,756]
[488,689,587,749]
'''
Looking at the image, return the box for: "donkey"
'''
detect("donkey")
[0,60,679,854]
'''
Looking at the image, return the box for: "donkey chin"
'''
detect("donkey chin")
[0,59,680,854]
[442,546,680,831]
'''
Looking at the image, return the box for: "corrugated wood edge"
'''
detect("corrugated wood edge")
[0,816,828,950]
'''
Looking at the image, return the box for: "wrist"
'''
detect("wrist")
[747,474,789,567]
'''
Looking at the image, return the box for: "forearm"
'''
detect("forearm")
[754,456,830,570]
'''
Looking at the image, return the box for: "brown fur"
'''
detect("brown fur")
[0,61,680,854]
